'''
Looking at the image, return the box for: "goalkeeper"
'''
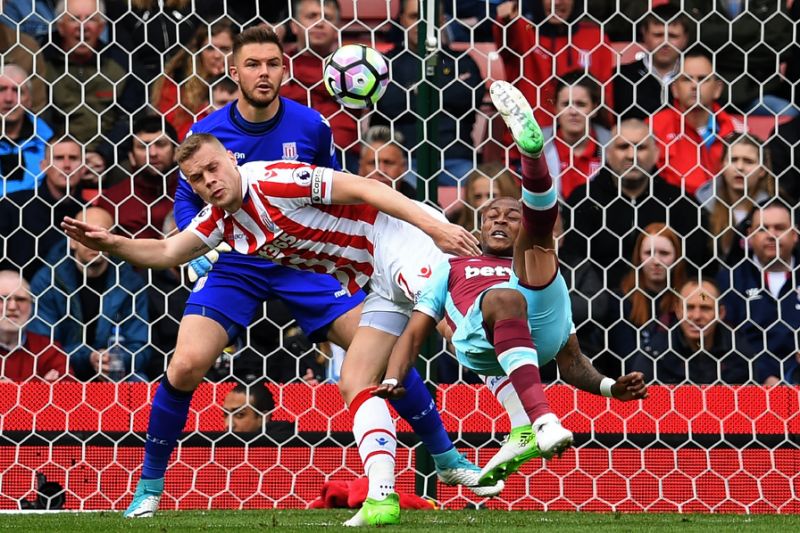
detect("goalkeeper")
[375,82,649,484]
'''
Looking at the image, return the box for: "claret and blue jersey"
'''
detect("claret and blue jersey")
[416,255,573,375]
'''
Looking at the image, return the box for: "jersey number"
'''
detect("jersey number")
[259,233,297,258]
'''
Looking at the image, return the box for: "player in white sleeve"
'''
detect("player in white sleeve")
[62,132,493,527]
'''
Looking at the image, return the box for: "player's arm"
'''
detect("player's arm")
[373,310,437,400]
[61,216,210,269]
[555,334,648,401]
[330,171,480,256]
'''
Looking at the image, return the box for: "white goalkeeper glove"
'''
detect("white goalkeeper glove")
[186,243,232,282]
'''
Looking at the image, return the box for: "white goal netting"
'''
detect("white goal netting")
[0,0,799,513]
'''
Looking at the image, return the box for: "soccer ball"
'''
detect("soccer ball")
[323,44,389,109]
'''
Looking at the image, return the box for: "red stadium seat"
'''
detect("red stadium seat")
[437,185,460,213]
[729,114,794,141]
[338,0,400,33]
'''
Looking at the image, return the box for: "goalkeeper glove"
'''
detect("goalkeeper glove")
[186,243,232,282]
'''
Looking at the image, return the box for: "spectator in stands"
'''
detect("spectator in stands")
[210,77,240,111]
[494,0,614,128]
[0,23,47,112]
[152,19,235,141]
[613,3,690,120]
[358,126,414,199]
[788,0,800,107]
[451,162,520,235]
[28,207,150,382]
[444,0,501,42]
[768,115,800,204]
[222,381,294,435]
[606,223,686,376]
[717,200,800,386]
[42,0,132,149]
[553,208,608,362]
[0,0,57,44]
[564,118,710,289]
[82,149,108,189]
[0,270,71,382]
[198,2,288,32]
[695,134,776,266]
[373,0,485,186]
[683,0,795,116]
[93,115,178,239]
[0,137,86,281]
[0,64,54,195]
[542,71,610,199]
[223,382,275,432]
[145,212,190,380]
[283,0,360,172]
[107,0,197,99]
[586,0,667,42]
[649,46,740,195]
[627,278,750,384]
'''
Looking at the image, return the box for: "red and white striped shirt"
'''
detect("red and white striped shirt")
[188,160,380,295]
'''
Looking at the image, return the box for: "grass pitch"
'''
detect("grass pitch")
[1,510,799,532]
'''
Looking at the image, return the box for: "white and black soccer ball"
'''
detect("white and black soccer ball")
[323,44,389,109]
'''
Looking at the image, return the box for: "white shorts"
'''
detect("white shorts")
[368,203,451,315]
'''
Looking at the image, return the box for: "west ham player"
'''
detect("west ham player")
[117,27,500,520]
[375,81,649,484]
[62,133,490,526]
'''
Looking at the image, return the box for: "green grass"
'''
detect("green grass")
[1,510,799,532]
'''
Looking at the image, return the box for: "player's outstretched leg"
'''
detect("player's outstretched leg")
[489,80,544,158]
[479,376,540,485]
[395,369,504,497]
[480,375,573,486]
[124,377,192,518]
[490,80,558,247]
[476,290,573,485]
[343,387,401,527]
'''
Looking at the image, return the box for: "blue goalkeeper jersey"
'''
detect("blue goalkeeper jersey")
[174,96,341,268]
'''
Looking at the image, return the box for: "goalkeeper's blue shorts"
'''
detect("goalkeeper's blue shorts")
[184,257,365,343]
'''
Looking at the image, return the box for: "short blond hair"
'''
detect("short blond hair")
[175,133,226,167]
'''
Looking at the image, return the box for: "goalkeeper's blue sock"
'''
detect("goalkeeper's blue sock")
[141,377,193,480]
[388,368,453,455]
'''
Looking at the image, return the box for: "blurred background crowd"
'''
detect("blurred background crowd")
[1,0,799,389]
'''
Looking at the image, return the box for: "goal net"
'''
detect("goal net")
[0,0,798,513]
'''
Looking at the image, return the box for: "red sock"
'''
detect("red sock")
[494,318,552,423]
[520,153,558,237]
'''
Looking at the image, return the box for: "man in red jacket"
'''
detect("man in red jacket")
[0,270,71,382]
[494,0,614,127]
[283,0,360,171]
[93,115,178,239]
[649,46,741,195]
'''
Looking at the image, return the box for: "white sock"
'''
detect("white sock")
[532,412,559,429]
[366,459,395,500]
[352,395,396,500]
[483,375,530,428]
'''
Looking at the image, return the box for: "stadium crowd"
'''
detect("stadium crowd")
[1,0,799,388]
